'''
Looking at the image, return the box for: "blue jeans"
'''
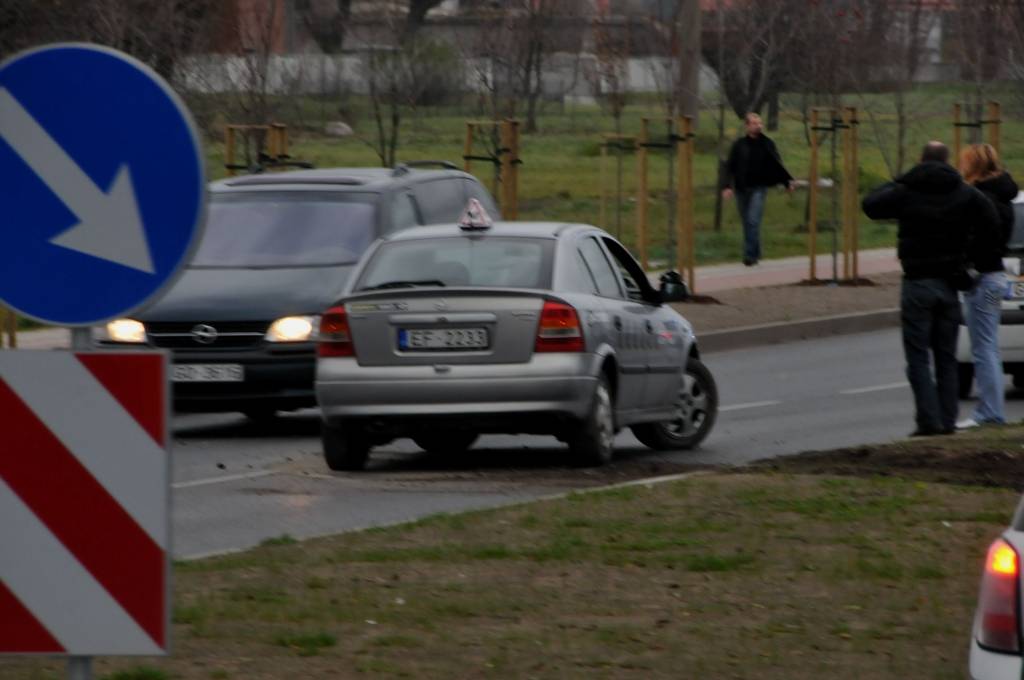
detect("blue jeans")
[965,271,1007,424]
[735,187,767,261]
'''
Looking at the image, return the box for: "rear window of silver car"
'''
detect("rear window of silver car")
[192,192,377,268]
[356,237,554,290]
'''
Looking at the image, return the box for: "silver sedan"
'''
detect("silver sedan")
[315,216,717,470]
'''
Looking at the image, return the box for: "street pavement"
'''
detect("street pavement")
[8,247,916,558]
[169,326,1024,559]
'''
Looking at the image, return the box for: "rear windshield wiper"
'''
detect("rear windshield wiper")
[360,279,447,291]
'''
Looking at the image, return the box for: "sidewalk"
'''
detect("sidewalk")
[687,247,899,293]
[9,247,902,351]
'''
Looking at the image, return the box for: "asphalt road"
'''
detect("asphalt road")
[171,327,1024,559]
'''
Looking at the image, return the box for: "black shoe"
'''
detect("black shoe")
[743,257,756,267]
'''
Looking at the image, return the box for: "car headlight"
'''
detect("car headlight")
[105,318,146,343]
[265,316,319,343]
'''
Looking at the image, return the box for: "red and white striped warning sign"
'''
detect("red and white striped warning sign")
[0,351,168,656]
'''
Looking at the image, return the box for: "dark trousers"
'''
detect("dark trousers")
[735,187,767,261]
[900,278,961,432]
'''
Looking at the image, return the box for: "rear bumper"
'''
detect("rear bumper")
[316,353,598,421]
[969,639,1022,679]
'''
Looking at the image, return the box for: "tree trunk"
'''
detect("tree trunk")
[767,90,780,131]
[677,0,701,124]
[713,99,726,232]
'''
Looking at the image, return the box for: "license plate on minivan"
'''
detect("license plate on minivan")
[399,328,488,351]
[173,364,244,382]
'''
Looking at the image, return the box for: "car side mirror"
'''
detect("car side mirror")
[658,271,690,303]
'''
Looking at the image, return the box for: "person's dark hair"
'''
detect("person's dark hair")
[920,142,949,165]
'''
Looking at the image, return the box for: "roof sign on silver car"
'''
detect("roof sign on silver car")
[458,198,493,231]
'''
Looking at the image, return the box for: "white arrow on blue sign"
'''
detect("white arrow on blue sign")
[0,43,205,326]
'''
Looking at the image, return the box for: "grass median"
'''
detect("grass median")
[6,425,1024,679]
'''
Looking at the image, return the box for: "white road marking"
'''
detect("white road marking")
[173,470,276,489]
[719,400,782,412]
[840,381,909,395]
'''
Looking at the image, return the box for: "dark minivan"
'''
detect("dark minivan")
[97,165,498,419]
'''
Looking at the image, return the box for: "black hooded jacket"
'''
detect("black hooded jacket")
[970,172,1019,273]
[862,162,1000,280]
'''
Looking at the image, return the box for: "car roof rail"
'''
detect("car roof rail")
[224,176,367,187]
[392,160,458,176]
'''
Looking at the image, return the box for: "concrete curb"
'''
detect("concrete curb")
[699,307,901,354]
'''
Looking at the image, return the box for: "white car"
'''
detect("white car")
[958,192,1024,398]
[968,496,1024,678]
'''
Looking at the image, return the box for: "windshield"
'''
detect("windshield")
[356,237,554,291]
[191,192,377,267]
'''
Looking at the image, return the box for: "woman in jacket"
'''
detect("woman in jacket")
[959,143,1019,428]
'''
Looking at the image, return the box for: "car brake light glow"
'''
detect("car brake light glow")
[535,300,584,352]
[317,306,354,357]
[991,542,1018,576]
[976,538,1021,653]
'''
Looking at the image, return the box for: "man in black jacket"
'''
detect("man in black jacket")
[722,112,794,266]
[862,142,1000,436]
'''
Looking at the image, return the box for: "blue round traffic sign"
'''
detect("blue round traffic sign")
[0,43,205,326]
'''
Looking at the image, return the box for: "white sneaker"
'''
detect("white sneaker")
[956,418,980,430]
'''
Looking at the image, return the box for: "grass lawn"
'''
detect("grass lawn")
[198,84,1023,266]
[5,425,1023,679]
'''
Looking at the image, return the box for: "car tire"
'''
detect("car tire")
[632,358,718,451]
[413,432,478,455]
[567,375,615,467]
[958,363,974,399]
[321,421,371,472]
[1013,374,1024,391]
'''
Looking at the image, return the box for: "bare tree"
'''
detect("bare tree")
[588,13,631,133]
[464,0,584,133]
[845,0,936,176]
[405,0,445,39]
[298,0,353,54]
[700,0,797,124]
[353,12,439,167]
[950,0,1014,139]
[233,0,281,129]
[0,0,223,80]
[1009,0,1024,110]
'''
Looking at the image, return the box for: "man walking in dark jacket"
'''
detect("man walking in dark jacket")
[862,142,1000,436]
[722,112,795,266]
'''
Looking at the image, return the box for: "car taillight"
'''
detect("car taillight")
[535,300,584,352]
[976,538,1021,653]
[317,305,354,357]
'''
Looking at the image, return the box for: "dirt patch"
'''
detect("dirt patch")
[673,270,901,332]
[751,425,1024,490]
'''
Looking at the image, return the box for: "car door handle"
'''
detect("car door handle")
[645,321,654,333]
[613,316,623,331]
